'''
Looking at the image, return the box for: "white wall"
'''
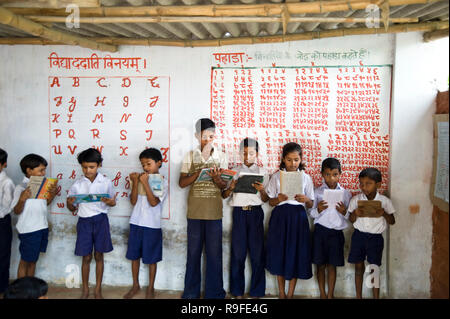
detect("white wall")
[0,32,448,298]
[389,33,449,298]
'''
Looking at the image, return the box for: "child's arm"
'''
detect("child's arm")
[46,182,58,206]
[375,209,396,225]
[129,173,140,206]
[179,171,201,188]
[253,182,269,202]
[207,167,227,190]
[295,194,314,208]
[269,193,289,207]
[348,208,363,223]
[222,179,237,199]
[139,173,160,207]
[13,188,31,215]
[66,196,77,213]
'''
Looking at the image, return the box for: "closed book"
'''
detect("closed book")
[234,173,264,194]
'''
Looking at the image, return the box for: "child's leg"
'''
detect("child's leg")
[94,251,104,299]
[327,265,337,299]
[17,259,28,278]
[81,253,92,299]
[124,259,141,299]
[354,262,365,299]
[276,276,286,299]
[146,263,157,299]
[26,262,37,277]
[286,278,297,299]
[316,264,327,299]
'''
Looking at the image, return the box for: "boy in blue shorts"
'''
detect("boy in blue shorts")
[124,148,168,299]
[309,158,352,299]
[0,148,15,294]
[11,154,57,279]
[67,148,117,299]
[348,167,395,299]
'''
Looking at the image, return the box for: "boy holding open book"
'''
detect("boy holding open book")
[179,118,228,299]
[347,167,395,299]
[309,158,352,299]
[222,138,269,298]
[11,154,58,278]
[124,148,168,299]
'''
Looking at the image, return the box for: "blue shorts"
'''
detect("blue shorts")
[312,224,345,267]
[348,229,384,266]
[18,228,49,263]
[126,224,162,264]
[75,213,113,257]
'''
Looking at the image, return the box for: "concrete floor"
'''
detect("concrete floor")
[44,286,283,299]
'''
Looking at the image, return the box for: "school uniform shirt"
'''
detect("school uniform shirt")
[228,164,270,207]
[0,171,15,219]
[129,177,169,229]
[308,182,353,230]
[180,147,228,220]
[68,173,115,218]
[10,177,48,234]
[266,170,315,208]
[348,192,395,234]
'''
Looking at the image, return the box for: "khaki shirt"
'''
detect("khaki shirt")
[181,147,228,220]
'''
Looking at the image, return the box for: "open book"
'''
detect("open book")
[70,194,110,205]
[234,172,264,194]
[323,189,345,209]
[132,174,164,197]
[357,200,382,218]
[196,168,237,182]
[27,176,58,200]
[280,170,304,200]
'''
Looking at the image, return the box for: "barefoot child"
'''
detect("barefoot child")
[348,167,395,299]
[11,154,57,279]
[265,142,314,299]
[124,148,168,299]
[67,148,116,299]
[309,158,352,299]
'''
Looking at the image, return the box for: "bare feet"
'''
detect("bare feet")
[80,288,89,299]
[94,289,104,299]
[124,285,141,299]
[320,293,327,299]
[145,287,155,299]
[279,292,286,299]
[286,293,294,299]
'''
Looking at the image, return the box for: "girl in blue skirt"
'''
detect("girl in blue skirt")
[265,142,314,298]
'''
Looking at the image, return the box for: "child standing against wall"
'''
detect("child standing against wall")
[0,148,15,294]
[124,148,168,299]
[347,167,395,299]
[265,142,314,298]
[179,118,228,299]
[309,158,352,299]
[222,138,269,298]
[11,154,57,279]
[67,148,117,299]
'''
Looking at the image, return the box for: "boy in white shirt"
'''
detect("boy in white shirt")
[11,154,57,279]
[67,148,117,299]
[347,167,395,299]
[222,138,269,298]
[0,148,15,294]
[309,158,352,299]
[124,148,168,299]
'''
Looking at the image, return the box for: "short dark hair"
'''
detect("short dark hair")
[3,276,48,299]
[321,157,342,173]
[0,148,7,165]
[240,138,259,153]
[77,148,103,165]
[280,142,305,171]
[359,167,382,183]
[195,118,216,134]
[20,154,48,175]
[139,148,163,165]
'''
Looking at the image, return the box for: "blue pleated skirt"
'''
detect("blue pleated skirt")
[265,204,313,280]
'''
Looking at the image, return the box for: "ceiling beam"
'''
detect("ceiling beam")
[0,6,117,52]
[423,27,448,41]
[6,0,445,17]
[0,20,447,47]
